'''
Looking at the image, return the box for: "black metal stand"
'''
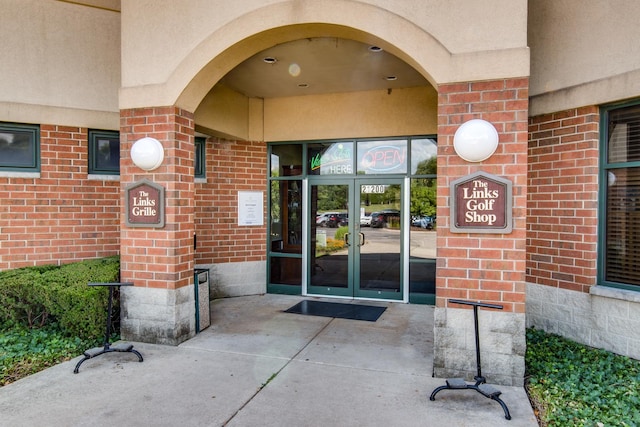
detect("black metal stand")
[429,299,512,420]
[74,282,143,374]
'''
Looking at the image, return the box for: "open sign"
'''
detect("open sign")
[360,145,406,173]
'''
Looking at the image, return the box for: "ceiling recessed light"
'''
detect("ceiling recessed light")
[385,76,397,81]
[368,46,383,52]
[263,57,277,64]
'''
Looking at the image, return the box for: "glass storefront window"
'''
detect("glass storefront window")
[410,177,437,258]
[357,139,407,174]
[269,181,282,249]
[269,177,302,288]
[308,141,354,175]
[409,173,437,303]
[269,180,302,254]
[271,144,303,177]
[269,256,302,286]
[411,138,437,175]
[409,261,436,295]
[269,137,437,301]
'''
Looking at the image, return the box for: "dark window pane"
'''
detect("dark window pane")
[605,167,640,285]
[271,144,302,177]
[269,256,302,285]
[89,130,119,174]
[94,137,120,170]
[409,260,436,295]
[195,137,205,178]
[608,104,640,163]
[603,102,640,288]
[0,123,39,170]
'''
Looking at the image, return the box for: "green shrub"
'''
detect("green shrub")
[387,216,400,229]
[0,257,120,340]
[47,257,120,339]
[334,226,349,241]
[0,265,58,329]
[526,328,640,426]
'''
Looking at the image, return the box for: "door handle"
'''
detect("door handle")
[344,232,351,247]
[359,232,365,247]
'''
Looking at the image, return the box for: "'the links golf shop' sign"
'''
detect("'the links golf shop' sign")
[450,171,512,234]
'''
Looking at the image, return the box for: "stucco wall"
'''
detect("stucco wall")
[528,0,640,115]
[119,0,529,111]
[196,85,437,142]
[0,0,120,129]
[122,0,526,88]
[263,86,437,142]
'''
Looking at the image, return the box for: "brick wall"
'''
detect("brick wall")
[527,107,599,293]
[0,125,120,271]
[194,137,267,266]
[436,78,529,313]
[119,107,195,290]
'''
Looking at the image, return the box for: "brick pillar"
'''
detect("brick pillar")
[434,78,529,386]
[119,106,196,345]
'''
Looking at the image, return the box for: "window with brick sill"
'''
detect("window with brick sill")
[89,130,120,175]
[600,100,640,291]
[88,133,206,178]
[195,137,205,179]
[0,122,40,173]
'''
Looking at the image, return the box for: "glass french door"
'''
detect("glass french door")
[307,179,404,300]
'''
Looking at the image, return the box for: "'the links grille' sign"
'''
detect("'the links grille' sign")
[450,171,512,234]
[125,179,165,228]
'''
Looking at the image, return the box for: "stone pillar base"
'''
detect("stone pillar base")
[120,286,195,346]
[433,307,525,386]
[206,261,266,298]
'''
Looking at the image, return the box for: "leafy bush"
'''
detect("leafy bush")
[387,216,400,229]
[0,257,120,340]
[0,265,58,328]
[49,257,120,338]
[526,328,640,426]
[0,325,103,386]
[334,226,349,241]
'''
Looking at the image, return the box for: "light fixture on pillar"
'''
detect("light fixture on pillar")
[453,119,499,162]
[130,137,164,171]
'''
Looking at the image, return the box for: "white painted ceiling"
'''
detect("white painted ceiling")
[220,37,429,98]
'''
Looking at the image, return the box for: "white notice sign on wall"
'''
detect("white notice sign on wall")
[238,191,264,226]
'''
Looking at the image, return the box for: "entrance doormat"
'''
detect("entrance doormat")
[284,300,386,322]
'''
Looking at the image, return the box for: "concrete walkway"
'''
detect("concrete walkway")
[0,294,538,426]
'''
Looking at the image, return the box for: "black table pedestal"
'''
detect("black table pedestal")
[73,282,143,374]
[430,299,511,420]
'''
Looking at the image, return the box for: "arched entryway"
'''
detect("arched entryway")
[118,1,529,386]
[187,31,440,304]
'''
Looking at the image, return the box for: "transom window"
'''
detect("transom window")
[0,122,40,172]
[600,101,640,290]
